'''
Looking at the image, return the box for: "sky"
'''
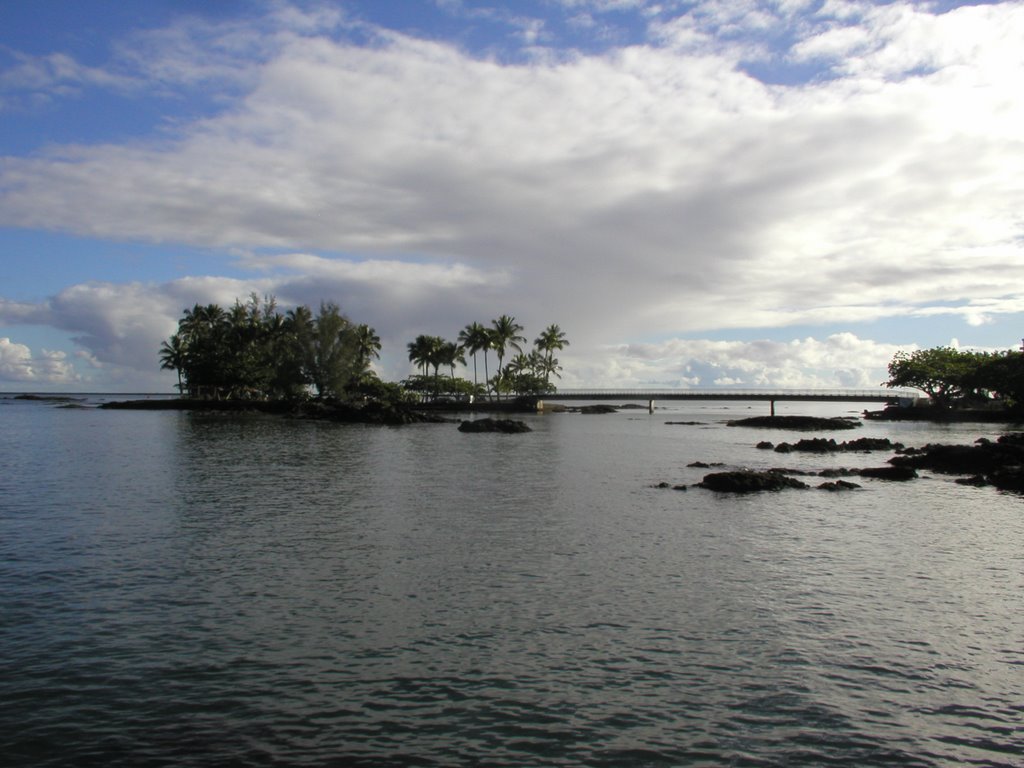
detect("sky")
[1,0,1023,393]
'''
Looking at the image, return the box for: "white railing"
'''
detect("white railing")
[541,388,921,400]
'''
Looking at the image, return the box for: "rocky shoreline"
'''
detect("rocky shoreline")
[661,415,1024,495]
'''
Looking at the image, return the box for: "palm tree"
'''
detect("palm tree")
[534,324,569,386]
[356,324,382,364]
[159,334,188,395]
[355,324,382,382]
[490,315,526,399]
[458,322,490,393]
[438,341,466,382]
[407,334,435,378]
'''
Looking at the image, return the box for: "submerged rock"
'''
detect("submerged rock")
[458,418,532,433]
[697,470,809,493]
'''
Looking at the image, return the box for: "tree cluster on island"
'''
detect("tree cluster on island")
[405,315,568,401]
[159,295,386,401]
[158,295,569,406]
[885,345,1024,409]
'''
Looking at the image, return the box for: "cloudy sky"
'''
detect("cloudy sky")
[2,0,1022,392]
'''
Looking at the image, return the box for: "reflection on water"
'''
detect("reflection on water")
[1,399,1022,766]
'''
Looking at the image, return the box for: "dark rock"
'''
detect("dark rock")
[697,470,809,493]
[656,482,671,488]
[890,436,1024,477]
[819,467,858,477]
[858,466,918,481]
[841,437,904,452]
[756,441,774,450]
[775,438,837,453]
[666,421,705,425]
[687,461,724,468]
[774,436,902,453]
[955,475,989,487]
[768,467,817,476]
[865,405,1024,422]
[818,480,861,491]
[989,468,1024,492]
[727,415,860,430]
[458,418,532,433]
[579,404,619,414]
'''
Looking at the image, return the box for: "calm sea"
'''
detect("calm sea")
[1,395,1022,767]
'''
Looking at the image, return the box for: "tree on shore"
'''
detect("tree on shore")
[886,347,989,407]
[534,324,568,386]
[490,315,525,400]
[438,340,466,383]
[306,302,360,398]
[159,335,187,394]
[356,324,382,370]
[458,322,491,395]
[160,296,370,401]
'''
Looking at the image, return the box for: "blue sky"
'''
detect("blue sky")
[2,0,1022,392]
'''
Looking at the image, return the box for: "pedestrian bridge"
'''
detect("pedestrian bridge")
[534,388,922,415]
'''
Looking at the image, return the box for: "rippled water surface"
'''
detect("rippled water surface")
[2,396,1023,766]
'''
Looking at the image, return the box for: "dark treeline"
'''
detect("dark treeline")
[159,295,385,401]
[886,345,1024,408]
[159,296,569,404]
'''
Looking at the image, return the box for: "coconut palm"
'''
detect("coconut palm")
[159,334,188,395]
[407,334,435,377]
[490,315,525,399]
[356,324,382,364]
[534,324,569,385]
[458,322,491,393]
[438,340,466,382]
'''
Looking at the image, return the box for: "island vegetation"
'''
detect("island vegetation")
[156,294,568,411]
[883,345,1024,410]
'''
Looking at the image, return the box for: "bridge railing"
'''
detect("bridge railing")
[540,388,922,400]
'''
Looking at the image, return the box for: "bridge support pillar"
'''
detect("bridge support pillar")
[770,399,776,417]
[649,399,654,414]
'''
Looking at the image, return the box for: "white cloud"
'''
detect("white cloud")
[0,337,80,384]
[2,2,1023,390]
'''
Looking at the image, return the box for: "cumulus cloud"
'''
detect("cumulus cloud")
[0,337,80,384]
[590,332,909,389]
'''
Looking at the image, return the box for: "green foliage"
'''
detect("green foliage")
[886,346,1019,407]
[159,295,378,402]
[973,351,1024,405]
[406,316,568,401]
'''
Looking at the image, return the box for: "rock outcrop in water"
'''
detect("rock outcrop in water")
[458,418,532,433]
[773,437,903,453]
[889,433,1024,491]
[727,415,860,431]
[697,470,809,493]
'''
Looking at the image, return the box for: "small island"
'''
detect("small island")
[136,294,569,427]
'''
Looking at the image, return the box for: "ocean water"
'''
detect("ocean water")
[1,395,1022,767]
